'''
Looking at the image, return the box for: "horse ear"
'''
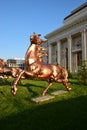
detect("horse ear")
[33,32,36,35]
[38,34,41,36]
[32,32,41,37]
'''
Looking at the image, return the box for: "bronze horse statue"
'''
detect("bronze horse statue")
[11,33,72,96]
[0,58,7,68]
[0,58,23,79]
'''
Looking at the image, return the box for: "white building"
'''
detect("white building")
[45,2,87,73]
[7,58,25,69]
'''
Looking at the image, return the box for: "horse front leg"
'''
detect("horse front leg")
[42,79,52,96]
[11,70,25,95]
[11,70,35,95]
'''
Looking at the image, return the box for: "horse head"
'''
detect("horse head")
[0,58,7,67]
[30,32,47,45]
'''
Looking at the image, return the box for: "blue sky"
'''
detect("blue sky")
[0,0,87,60]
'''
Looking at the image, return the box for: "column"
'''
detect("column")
[81,29,87,60]
[68,36,72,72]
[48,44,52,63]
[57,40,61,65]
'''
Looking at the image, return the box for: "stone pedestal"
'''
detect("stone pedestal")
[31,95,54,103]
[51,90,67,95]
[31,90,67,103]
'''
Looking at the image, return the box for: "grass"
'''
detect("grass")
[0,78,87,130]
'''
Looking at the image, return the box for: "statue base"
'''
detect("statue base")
[51,90,67,95]
[31,90,67,103]
[31,95,54,103]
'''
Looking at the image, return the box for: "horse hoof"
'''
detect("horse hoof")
[42,93,46,96]
[11,87,17,96]
[68,88,72,92]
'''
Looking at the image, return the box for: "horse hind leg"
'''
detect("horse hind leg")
[54,77,72,92]
[63,80,72,92]
[42,79,52,96]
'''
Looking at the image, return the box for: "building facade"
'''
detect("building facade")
[45,2,87,73]
[7,58,25,69]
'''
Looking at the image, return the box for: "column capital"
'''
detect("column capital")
[67,35,72,40]
[80,28,86,33]
[57,40,61,44]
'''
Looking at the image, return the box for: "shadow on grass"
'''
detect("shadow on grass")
[0,79,11,86]
[21,82,69,97]
[21,79,63,97]
[0,78,66,97]
[21,81,47,97]
[0,95,87,130]
[69,79,79,85]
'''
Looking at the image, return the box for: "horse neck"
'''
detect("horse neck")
[25,43,38,65]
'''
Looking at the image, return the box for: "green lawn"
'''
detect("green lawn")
[0,78,87,130]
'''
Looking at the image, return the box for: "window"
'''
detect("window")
[77,52,82,66]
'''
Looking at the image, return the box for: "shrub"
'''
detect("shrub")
[78,60,87,85]
[68,69,73,78]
